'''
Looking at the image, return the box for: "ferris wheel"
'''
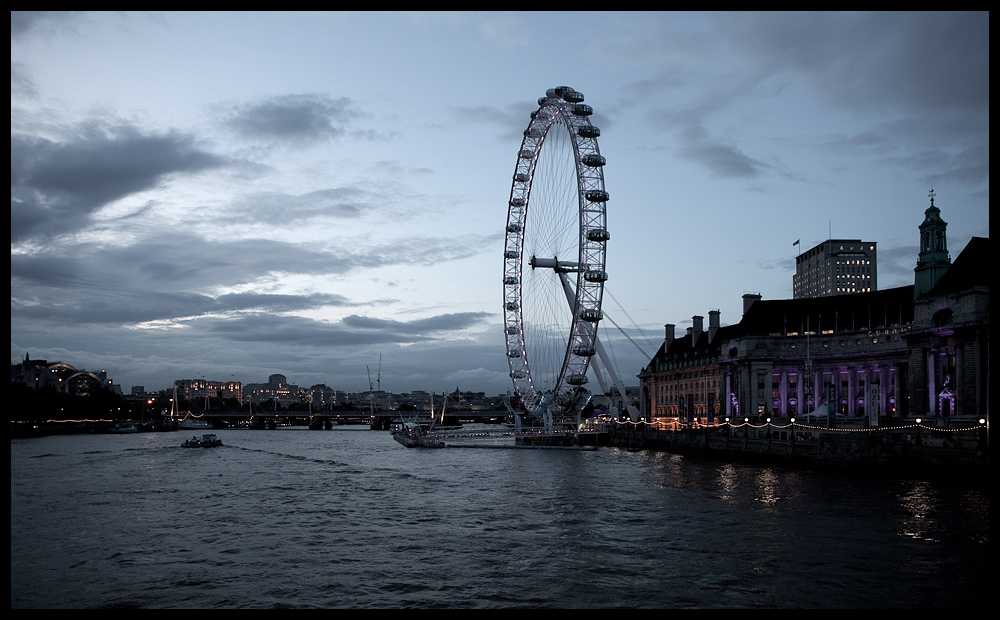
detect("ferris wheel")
[502,86,611,427]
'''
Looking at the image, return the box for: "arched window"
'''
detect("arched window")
[932,308,954,328]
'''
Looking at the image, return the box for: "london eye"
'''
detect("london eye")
[502,86,611,428]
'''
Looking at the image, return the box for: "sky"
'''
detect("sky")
[11,11,990,396]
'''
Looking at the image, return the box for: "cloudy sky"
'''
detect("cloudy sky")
[11,11,989,396]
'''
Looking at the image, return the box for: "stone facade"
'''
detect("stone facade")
[906,236,989,419]
[639,200,988,426]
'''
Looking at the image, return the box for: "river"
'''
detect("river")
[10,427,989,608]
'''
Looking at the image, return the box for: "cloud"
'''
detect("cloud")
[341,312,490,334]
[230,188,367,222]
[715,12,989,184]
[10,11,82,39]
[820,115,990,186]
[170,310,492,348]
[221,182,443,226]
[452,101,536,143]
[649,101,772,178]
[680,140,769,179]
[717,12,989,117]
[628,12,989,183]
[11,224,498,328]
[10,63,37,99]
[11,121,224,243]
[221,93,373,144]
[10,260,353,326]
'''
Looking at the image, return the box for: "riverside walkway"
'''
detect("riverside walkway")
[601,418,989,479]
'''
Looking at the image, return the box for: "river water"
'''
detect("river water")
[10,427,989,609]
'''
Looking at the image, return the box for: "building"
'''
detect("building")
[719,286,914,421]
[639,311,732,423]
[173,378,243,406]
[10,353,112,397]
[793,239,877,298]
[907,234,989,419]
[913,190,951,298]
[639,196,988,426]
[244,373,300,407]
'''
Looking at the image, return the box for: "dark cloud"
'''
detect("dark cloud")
[679,140,768,179]
[230,187,371,222]
[201,314,405,346]
[341,312,490,334]
[715,12,989,184]
[10,274,351,326]
[10,11,81,39]
[11,122,224,243]
[649,101,771,178]
[717,12,989,117]
[203,311,490,346]
[11,223,496,329]
[629,12,988,183]
[222,94,367,144]
[10,63,37,99]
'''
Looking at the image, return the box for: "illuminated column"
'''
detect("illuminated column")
[878,364,891,416]
[796,369,804,416]
[871,364,879,419]
[861,365,870,422]
[845,365,854,416]
[954,344,963,416]
[831,368,840,415]
[779,369,788,416]
[926,348,936,415]
[891,365,900,417]
[858,365,867,417]
[725,372,733,417]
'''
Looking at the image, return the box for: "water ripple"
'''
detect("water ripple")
[11,429,989,609]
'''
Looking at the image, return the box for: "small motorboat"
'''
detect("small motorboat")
[182,434,223,448]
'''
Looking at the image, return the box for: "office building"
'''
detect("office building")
[793,239,877,298]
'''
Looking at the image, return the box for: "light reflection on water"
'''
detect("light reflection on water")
[11,429,989,609]
[897,481,938,541]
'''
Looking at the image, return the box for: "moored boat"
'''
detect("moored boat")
[178,417,213,430]
[390,422,446,448]
[390,391,451,448]
[109,422,140,433]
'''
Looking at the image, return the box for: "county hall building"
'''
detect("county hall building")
[638,195,988,426]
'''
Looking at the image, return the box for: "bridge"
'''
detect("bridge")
[176,410,510,430]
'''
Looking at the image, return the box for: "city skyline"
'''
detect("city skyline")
[11,12,990,395]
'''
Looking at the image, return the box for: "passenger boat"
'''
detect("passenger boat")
[178,417,213,430]
[181,433,223,448]
[109,422,140,433]
[390,391,449,448]
[390,422,446,448]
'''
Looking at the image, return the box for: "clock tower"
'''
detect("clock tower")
[914,189,951,298]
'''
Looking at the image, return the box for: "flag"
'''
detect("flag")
[793,239,800,246]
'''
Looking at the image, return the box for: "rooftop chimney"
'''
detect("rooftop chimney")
[692,315,704,345]
[664,324,675,352]
[743,293,762,316]
[708,309,720,341]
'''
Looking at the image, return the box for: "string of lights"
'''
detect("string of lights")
[606,418,987,434]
